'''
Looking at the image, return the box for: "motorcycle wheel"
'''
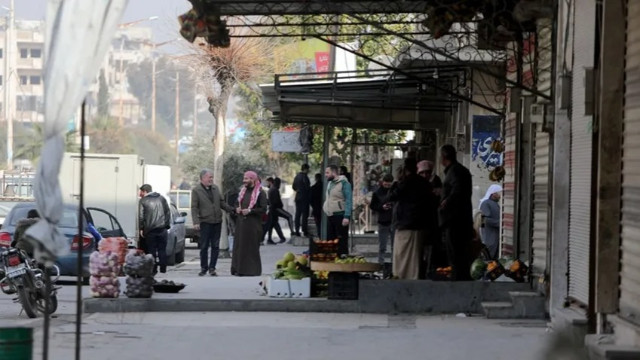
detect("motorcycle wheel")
[46,294,58,314]
[17,287,38,318]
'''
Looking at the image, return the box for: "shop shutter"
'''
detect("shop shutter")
[620,0,640,324]
[531,127,550,276]
[568,0,596,304]
[530,18,553,277]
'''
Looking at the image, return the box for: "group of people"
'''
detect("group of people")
[368,144,500,281]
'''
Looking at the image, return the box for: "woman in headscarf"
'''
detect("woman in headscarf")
[231,171,268,276]
[479,184,503,260]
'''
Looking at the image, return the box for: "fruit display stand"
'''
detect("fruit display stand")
[268,252,312,298]
[311,260,381,300]
[309,239,339,297]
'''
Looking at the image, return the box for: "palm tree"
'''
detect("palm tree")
[14,123,79,163]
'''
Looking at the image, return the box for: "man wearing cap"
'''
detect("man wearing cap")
[138,184,171,274]
[417,160,443,197]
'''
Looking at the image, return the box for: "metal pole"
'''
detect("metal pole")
[75,100,87,360]
[175,71,180,163]
[349,128,356,253]
[4,0,14,170]
[118,37,125,127]
[320,125,330,240]
[151,46,157,133]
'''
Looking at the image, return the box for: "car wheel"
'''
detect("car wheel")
[166,241,177,266]
[175,246,185,264]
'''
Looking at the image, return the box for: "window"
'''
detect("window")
[0,49,3,58]
[29,76,41,85]
[20,76,27,85]
[30,48,41,58]
[20,48,28,58]
[16,95,43,112]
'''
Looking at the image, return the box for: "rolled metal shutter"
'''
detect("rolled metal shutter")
[531,19,553,277]
[620,0,640,324]
[532,127,550,276]
[568,0,596,304]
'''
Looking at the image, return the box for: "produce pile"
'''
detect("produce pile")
[98,237,128,269]
[470,258,528,282]
[310,239,339,262]
[334,255,367,264]
[273,252,309,280]
[123,251,155,298]
[89,251,121,298]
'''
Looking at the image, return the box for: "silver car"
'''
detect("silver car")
[166,203,186,265]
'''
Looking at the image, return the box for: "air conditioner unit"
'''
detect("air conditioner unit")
[530,103,545,124]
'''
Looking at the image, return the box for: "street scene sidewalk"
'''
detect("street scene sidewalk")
[30,312,562,360]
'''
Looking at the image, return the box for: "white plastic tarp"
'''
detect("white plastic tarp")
[25,0,128,262]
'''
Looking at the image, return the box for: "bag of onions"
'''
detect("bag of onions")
[123,251,155,278]
[99,237,128,267]
[89,251,120,277]
[124,276,154,298]
[90,275,120,298]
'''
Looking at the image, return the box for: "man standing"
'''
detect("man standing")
[369,174,395,264]
[385,159,437,279]
[322,165,352,255]
[417,160,443,197]
[309,173,323,238]
[264,177,288,244]
[439,144,474,281]
[191,169,234,276]
[231,171,267,276]
[139,184,171,274]
[292,163,311,237]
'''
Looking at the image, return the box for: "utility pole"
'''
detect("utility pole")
[3,0,14,170]
[151,46,157,132]
[193,94,198,137]
[174,71,180,163]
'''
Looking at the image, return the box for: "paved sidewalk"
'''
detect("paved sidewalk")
[31,312,563,360]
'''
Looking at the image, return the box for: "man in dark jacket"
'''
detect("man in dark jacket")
[264,177,287,244]
[191,169,235,276]
[439,144,474,281]
[309,173,323,238]
[292,163,311,236]
[138,184,171,274]
[370,174,395,264]
[386,158,437,279]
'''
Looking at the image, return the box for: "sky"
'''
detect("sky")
[1,0,192,45]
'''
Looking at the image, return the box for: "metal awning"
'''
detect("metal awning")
[261,68,464,130]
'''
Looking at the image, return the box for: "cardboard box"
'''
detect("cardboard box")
[266,276,311,298]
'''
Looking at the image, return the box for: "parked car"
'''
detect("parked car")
[166,203,186,265]
[169,190,197,243]
[0,202,126,279]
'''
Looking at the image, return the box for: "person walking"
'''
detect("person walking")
[264,177,288,244]
[292,164,311,236]
[231,171,267,276]
[479,184,503,260]
[138,184,171,274]
[439,144,474,281]
[385,159,437,279]
[309,173,323,237]
[191,169,234,277]
[322,165,353,255]
[369,174,395,264]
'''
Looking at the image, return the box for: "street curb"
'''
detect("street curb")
[84,298,361,313]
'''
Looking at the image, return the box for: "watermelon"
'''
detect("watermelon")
[470,258,487,280]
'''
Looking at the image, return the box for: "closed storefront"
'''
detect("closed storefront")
[620,0,640,325]
[567,0,596,304]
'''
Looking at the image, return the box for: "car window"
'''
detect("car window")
[178,193,190,208]
[10,207,81,228]
[89,210,115,232]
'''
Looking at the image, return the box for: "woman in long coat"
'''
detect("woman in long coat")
[231,171,267,276]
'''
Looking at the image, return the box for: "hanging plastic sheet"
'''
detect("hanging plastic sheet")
[25,0,128,263]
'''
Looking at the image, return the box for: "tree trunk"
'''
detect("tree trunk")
[212,86,232,254]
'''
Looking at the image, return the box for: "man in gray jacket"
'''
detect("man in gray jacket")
[139,184,171,274]
[191,169,234,276]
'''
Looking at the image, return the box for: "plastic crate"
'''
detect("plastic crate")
[328,272,359,300]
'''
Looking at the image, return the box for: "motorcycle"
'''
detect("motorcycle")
[0,248,60,318]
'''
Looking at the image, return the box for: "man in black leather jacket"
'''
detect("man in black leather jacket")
[139,184,171,274]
